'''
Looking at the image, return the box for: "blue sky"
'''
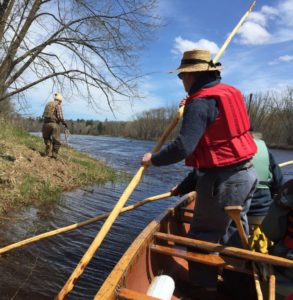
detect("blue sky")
[22,0,293,121]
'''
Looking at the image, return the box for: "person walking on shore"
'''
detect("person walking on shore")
[141,49,258,295]
[42,92,68,159]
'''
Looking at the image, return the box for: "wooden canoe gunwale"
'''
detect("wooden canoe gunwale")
[95,220,159,299]
[95,196,193,299]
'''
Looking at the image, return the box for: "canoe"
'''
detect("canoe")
[94,193,197,299]
[94,192,293,300]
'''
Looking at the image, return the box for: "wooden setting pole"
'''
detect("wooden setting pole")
[152,0,257,141]
[213,1,256,64]
[224,206,249,248]
[56,2,257,298]
[225,206,263,300]
[279,160,293,168]
[268,265,276,300]
[0,192,171,255]
[55,123,179,299]
[56,167,146,299]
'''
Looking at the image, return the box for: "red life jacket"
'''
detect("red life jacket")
[185,83,257,169]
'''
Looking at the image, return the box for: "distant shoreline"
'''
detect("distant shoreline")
[29,131,293,151]
[268,144,293,151]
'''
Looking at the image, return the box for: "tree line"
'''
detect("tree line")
[12,106,180,140]
[245,87,293,147]
[5,87,293,148]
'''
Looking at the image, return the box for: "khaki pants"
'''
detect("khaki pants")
[42,122,61,157]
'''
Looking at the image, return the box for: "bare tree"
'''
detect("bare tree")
[0,0,160,112]
[245,88,293,147]
[0,97,13,114]
[270,87,293,145]
[245,92,273,131]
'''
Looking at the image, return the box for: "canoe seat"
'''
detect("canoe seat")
[179,207,194,213]
[150,243,251,275]
[153,232,293,268]
[179,215,192,224]
[176,206,194,224]
[118,287,160,300]
[152,232,255,275]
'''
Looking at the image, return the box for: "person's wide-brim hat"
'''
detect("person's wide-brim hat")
[171,49,223,73]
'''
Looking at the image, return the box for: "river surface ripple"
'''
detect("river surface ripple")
[0,135,292,299]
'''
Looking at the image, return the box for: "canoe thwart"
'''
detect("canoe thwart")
[179,207,194,213]
[151,244,252,275]
[154,232,293,268]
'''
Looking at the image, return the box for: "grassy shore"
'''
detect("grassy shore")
[0,119,118,215]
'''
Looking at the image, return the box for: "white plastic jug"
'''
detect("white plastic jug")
[146,275,175,300]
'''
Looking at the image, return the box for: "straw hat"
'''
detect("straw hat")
[172,49,223,73]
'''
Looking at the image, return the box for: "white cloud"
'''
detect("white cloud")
[172,36,219,55]
[260,5,278,18]
[278,1,293,26]
[279,55,293,62]
[268,54,293,65]
[236,0,293,45]
[247,12,268,26]
[237,22,271,45]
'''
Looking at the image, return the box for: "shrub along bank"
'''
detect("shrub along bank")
[0,119,118,215]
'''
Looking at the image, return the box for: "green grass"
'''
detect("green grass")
[20,175,35,199]
[0,118,43,150]
[0,118,122,214]
[38,180,62,204]
[20,175,62,204]
[71,156,118,185]
[71,157,94,168]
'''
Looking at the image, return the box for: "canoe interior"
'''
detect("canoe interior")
[95,196,256,300]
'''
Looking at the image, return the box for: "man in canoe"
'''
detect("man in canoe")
[141,49,258,294]
[172,131,284,254]
[42,92,68,159]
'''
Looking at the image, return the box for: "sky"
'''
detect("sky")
[21,0,293,121]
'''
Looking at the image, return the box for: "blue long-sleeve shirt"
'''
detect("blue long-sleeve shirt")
[151,75,220,166]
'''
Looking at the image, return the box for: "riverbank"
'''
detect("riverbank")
[0,120,118,215]
[268,144,293,150]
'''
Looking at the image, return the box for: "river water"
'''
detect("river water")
[0,135,292,300]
